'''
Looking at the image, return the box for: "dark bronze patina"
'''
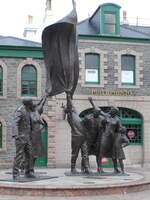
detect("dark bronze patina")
[12,95,48,180]
[82,98,129,175]
[12,99,35,180]
[42,0,79,97]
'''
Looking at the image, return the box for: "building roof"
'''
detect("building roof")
[77,5,150,39]
[0,36,41,47]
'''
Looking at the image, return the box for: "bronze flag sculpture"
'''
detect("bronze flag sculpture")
[42,0,88,175]
[42,0,79,98]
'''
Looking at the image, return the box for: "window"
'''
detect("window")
[21,65,37,96]
[0,122,2,148]
[85,53,100,84]
[121,55,135,85]
[119,107,143,145]
[104,12,116,34]
[0,66,3,95]
[100,3,121,35]
[80,107,143,145]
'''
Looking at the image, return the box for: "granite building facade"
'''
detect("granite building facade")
[0,3,150,168]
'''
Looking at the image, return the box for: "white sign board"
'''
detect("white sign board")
[121,71,134,84]
[85,69,98,83]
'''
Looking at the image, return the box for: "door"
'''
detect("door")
[35,125,48,167]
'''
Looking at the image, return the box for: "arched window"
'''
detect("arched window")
[80,107,143,145]
[21,65,37,96]
[0,66,3,96]
[0,122,2,148]
[121,54,136,85]
[119,107,143,145]
[85,53,100,84]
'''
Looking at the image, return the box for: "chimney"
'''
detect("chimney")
[23,15,37,41]
[122,10,128,25]
[28,15,33,25]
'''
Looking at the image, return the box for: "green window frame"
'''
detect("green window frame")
[85,53,100,84]
[0,66,3,96]
[0,122,2,148]
[104,12,116,34]
[119,107,143,145]
[100,3,120,35]
[121,55,136,85]
[80,106,143,145]
[21,64,37,96]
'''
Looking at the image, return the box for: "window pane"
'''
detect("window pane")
[22,65,37,80]
[85,54,99,69]
[85,69,98,83]
[29,81,37,95]
[22,81,29,95]
[104,13,116,34]
[104,24,115,34]
[21,65,37,96]
[121,55,135,84]
[121,55,135,70]
[104,13,116,24]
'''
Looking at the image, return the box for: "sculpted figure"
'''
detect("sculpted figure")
[81,97,106,172]
[112,126,129,174]
[64,93,90,174]
[98,106,123,173]
[85,98,129,174]
[30,94,48,172]
[12,99,34,180]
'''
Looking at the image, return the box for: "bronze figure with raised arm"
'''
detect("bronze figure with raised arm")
[64,92,90,174]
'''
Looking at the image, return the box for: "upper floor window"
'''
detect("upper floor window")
[0,66,3,96]
[100,3,121,35]
[104,12,116,34]
[21,65,37,96]
[85,53,100,84]
[121,55,135,85]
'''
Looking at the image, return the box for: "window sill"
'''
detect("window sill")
[0,96,7,99]
[82,84,104,88]
[0,148,7,152]
[118,85,140,89]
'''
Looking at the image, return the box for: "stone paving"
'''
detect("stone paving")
[0,168,143,188]
[0,166,149,199]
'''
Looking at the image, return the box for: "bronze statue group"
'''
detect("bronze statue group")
[64,93,129,175]
[12,92,129,180]
[11,0,129,180]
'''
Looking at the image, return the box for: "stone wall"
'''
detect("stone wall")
[1,38,150,168]
[0,58,56,168]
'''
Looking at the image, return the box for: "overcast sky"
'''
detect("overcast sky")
[0,0,150,39]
